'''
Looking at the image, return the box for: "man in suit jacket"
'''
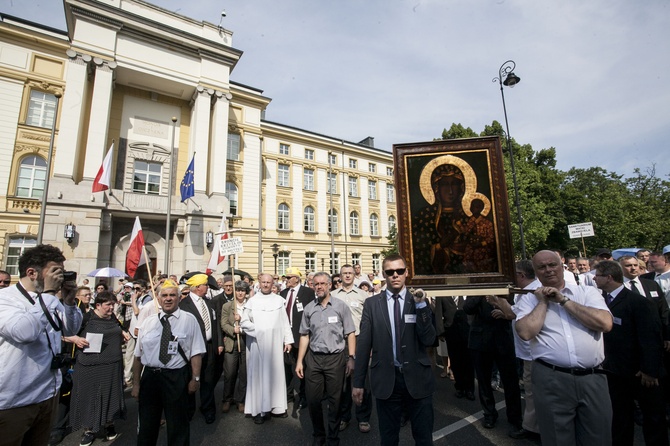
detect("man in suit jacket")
[463,294,523,435]
[181,274,223,424]
[353,254,435,445]
[595,260,668,446]
[220,280,249,413]
[280,267,315,408]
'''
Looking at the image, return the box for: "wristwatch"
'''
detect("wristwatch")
[559,296,570,306]
[194,376,201,382]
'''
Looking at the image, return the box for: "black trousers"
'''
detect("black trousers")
[305,350,346,445]
[187,343,216,419]
[444,321,475,392]
[137,366,190,446]
[222,341,247,404]
[376,368,433,446]
[608,374,668,446]
[285,347,306,402]
[471,348,522,426]
[340,373,372,423]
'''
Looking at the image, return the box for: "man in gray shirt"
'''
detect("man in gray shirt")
[296,272,356,446]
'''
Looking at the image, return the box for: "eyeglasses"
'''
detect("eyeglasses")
[384,268,407,277]
[333,280,342,284]
[0,280,10,285]
[134,288,142,291]
[181,292,190,296]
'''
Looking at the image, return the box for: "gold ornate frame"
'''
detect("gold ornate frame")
[393,137,515,291]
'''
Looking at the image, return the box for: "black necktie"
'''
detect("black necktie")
[605,294,613,306]
[629,280,642,295]
[159,314,172,364]
[392,294,402,364]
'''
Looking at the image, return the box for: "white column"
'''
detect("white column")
[189,86,212,193]
[82,61,114,180]
[209,91,230,195]
[53,53,89,178]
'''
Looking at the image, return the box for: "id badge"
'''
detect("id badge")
[167,341,179,355]
[296,302,304,312]
[405,314,417,323]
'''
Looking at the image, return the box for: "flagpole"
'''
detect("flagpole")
[165,117,177,274]
[142,245,160,312]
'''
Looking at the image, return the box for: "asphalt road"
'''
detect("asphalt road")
[58,365,644,446]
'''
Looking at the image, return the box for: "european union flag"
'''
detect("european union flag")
[180,154,195,202]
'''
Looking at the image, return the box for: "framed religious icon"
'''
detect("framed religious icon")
[393,136,515,293]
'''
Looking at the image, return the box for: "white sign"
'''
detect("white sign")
[568,222,595,239]
[219,237,244,256]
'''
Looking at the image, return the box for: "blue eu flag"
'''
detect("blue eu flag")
[180,155,195,202]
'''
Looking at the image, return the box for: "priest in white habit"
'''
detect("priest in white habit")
[240,273,294,423]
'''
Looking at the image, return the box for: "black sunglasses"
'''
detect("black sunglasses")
[384,268,406,277]
[134,288,142,291]
[0,280,10,285]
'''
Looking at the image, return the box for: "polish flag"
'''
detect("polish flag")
[206,216,228,275]
[92,143,114,192]
[126,217,146,278]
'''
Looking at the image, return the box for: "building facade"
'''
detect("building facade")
[0,0,394,281]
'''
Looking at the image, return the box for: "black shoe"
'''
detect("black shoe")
[482,418,497,429]
[254,414,264,424]
[465,391,475,401]
[48,432,64,446]
[508,426,527,439]
[105,425,118,441]
[80,431,95,446]
[454,390,465,399]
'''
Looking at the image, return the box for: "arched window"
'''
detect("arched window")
[388,215,397,232]
[350,211,360,235]
[225,182,238,215]
[328,209,338,234]
[16,155,47,198]
[304,206,315,232]
[278,203,290,230]
[370,213,379,236]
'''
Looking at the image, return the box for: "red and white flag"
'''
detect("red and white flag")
[126,217,146,278]
[206,216,228,275]
[92,143,114,192]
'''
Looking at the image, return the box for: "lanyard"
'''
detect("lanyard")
[16,282,63,332]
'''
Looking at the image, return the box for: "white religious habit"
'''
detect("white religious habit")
[240,292,293,416]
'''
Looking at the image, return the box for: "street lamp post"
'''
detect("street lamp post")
[493,60,527,260]
[37,92,62,245]
[271,243,279,275]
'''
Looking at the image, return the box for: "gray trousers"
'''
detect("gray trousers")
[532,360,612,446]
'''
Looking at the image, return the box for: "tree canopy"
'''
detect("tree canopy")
[438,122,670,258]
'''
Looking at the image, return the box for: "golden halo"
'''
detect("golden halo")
[462,192,491,218]
[419,155,477,210]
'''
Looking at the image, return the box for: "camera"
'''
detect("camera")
[63,271,77,282]
[51,354,73,370]
[124,292,131,302]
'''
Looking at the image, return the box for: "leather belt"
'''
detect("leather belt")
[535,358,605,376]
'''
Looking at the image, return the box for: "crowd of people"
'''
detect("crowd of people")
[1,244,670,446]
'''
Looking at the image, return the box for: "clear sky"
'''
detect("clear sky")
[3,0,669,178]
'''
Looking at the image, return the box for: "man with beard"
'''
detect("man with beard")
[0,244,82,445]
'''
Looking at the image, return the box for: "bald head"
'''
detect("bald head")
[258,273,274,294]
[532,250,565,288]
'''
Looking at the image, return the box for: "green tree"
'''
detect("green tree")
[381,224,398,258]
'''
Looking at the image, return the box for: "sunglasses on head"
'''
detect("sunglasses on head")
[384,268,406,277]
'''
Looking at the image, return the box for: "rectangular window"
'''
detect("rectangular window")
[278,164,290,187]
[6,236,37,276]
[227,133,241,161]
[133,160,162,195]
[350,212,359,235]
[305,252,316,273]
[386,167,393,176]
[372,254,381,275]
[304,207,315,232]
[349,159,358,169]
[329,253,340,275]
[225,182,238,216]
[279,143,290,155]
[351,253,361,266]
[327,172,337,194]
[303,168,314,191]
[278,204,290,230]
[328,153,337,165]
[305,149,314,160]
[386,183,395,202]
[348,176,358,197]
[368,180,377,200]
[369,163,376,173]
[26,91,57,128]
[278,252,290,276]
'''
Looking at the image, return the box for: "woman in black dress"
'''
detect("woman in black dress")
[70,291,130,446]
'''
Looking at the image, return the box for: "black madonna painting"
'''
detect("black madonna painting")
[393,137,515,289]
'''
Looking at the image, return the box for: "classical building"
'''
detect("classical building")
[0,0,394,281]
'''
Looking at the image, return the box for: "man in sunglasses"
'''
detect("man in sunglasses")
[353,254,436,445]
[0,270,10,288]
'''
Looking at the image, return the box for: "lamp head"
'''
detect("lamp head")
[503,72,521,87]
